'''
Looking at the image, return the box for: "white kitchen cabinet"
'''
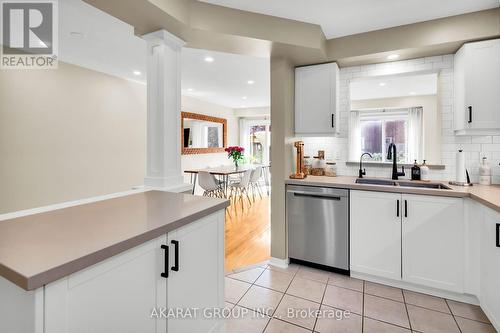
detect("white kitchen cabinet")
[454,38,500,135]
[350,191,402,280]
[295,62,339,135]
[480,208,500,330]
[350,191,464,293]
[43,211,225,333]
[402,194,464,293]
[167,212,224,333]
[44,235,168,333]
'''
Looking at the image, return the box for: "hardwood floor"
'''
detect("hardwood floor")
[224,194,270,272]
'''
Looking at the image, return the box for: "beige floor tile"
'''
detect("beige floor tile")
[455,316,497,333]
[264,318,311,333]
[363,317,411,333]
[226,277,252,304]
[364,294,410,328]
[228,268,266,283]
[315,304,362,333]
[407,304,460,333]
[403,290,450,314]
[287,276,327,303]
[273,294,319,330]
[322,285,363,315]
[447,300,490,323]
[225,306,270,333]
[255,269,294,292]
[296,266,330,283]
[267,263,300,275]
[328,273,364,292]
[365,281,404,302]
[238,285,284,316]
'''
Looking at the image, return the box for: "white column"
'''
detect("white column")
[142,30,189,192]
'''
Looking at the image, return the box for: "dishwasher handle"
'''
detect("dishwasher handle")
[288,190,343,201]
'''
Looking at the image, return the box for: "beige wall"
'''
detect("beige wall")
[181,95,239,181]
[0,62,147,214]
[351,94,441,164]
[270,58,295,260]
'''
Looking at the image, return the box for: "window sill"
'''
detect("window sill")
[345,161,445,170]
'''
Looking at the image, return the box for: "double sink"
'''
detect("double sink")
[356,178,452,190]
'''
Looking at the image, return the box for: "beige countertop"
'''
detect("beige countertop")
[0,191,229,291]
[286,176,500,213]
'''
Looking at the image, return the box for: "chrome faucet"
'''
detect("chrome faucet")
[387,143,405,180]
[358,152,373,178]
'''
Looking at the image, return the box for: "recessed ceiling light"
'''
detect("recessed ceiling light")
[240,105,246,108]
[242,96,248,100]
[70,31,84,38]
[409,91,416,95]
[247,80,255,85]
[187,88,194,92]
[133,70,141,76]
[387,54,400,60]
[204,56,214,63]
[379,82,387,87]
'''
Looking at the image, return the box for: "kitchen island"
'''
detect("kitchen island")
[0,190,229,333]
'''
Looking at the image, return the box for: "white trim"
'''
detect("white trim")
[351,271,479,305]
[142,29,185,49]
[268,257,290,269]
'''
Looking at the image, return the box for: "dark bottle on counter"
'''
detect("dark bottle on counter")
[411,160,421,181]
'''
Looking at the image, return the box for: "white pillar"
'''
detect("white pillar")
[142,29,190,192]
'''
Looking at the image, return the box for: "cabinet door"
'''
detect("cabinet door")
[402,194,464,292]
[295,63,338,135]
[45,235,168,333]
[167,211,225,333]
[480,209,500,329]
[466,39,500,129]
[350,191,402,280]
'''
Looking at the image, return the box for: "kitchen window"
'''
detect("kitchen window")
[349,107,423,163]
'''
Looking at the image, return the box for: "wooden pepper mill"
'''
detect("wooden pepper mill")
[290,141,306,179]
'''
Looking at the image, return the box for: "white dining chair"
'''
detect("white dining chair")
[198,172,224,198]
[249,166,264,201]
[228,169,253,210]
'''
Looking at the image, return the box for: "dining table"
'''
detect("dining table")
[184,164,270,196]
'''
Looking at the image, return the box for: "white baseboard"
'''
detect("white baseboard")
[351,271,479,305]
[268,257,289,269]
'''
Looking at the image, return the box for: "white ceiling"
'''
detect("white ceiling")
[350,73,437,101]
[199,0,499,38]
[59,0,270,109]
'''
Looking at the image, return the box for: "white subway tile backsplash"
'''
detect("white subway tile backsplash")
[298,54,500,184]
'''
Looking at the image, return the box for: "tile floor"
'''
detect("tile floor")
[224,263,497,333]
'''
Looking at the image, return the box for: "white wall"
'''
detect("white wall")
[0,62,147,214]
[298,55,500,184]
[234,107,270,118]
[181,96,238,181]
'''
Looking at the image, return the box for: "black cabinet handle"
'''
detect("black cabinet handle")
[161,245,169,278]
[404,200,408,218]
[331,114,335,128]
[171,240,179,271]
[496,224,500,248]
[468,106,472,123]
[397,199,400,217]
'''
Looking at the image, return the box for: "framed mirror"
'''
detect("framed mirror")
[181,112,227,154]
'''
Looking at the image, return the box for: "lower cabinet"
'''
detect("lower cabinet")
[480,208,500,329]
[350,190,464,293]
[350,191,402,280]
[44,211,225,333]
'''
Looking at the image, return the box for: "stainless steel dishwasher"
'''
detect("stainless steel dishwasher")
[287,185,349,272]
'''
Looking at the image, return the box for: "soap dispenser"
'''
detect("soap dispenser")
[411,160,421,181]
[420,160,430,181]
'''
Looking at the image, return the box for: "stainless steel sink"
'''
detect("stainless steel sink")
[355,178,397,186]
[355,178,451,190]
[397,181,452,190]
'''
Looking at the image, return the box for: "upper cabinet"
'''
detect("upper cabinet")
[454,39,500,135]
[295,62,340,136]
